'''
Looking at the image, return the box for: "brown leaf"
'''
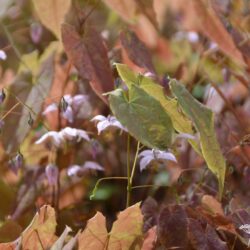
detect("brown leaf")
[78,212,108,250]
[157,205,188,249]
[102,0,137,23]
[188,218,208,250]
[202,195,224,216]
[108,202,143,250]
[206,224,228,250]
[0,220,22,243]
[32,0,71,39]
[192,0,245,66]
[61,23,114,104]
[21,205,57,249]
[120,30,155,73]
[141,197,158,233]
[135,0,158,29]
[141,226,157,250]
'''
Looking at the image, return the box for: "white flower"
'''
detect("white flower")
[138,149,177,171]
[35,131,64,147]
[0,50,7,60]
[67,161,104,177]
[91,115,127,134]
[35,127,90,148]
[60,127,90,142]
[42,94,91,123]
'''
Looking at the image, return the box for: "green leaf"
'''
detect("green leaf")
[109,85,173,150]
[115,63,194,135]
[170,80,226,199]
[115,63,200,152]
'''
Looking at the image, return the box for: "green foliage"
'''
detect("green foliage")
[109,85,174,150]
[170,80,226,198]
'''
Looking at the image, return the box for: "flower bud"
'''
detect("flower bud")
[45,164,58,186]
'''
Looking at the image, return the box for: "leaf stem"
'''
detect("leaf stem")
[90,177,128,200]
[126,141,140,207]
[126,134,131,207]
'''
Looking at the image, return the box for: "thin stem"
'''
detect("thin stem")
[130,142,140,184]
[126,141,140,207]
[131,184,169,190]
[0,102,20,121]
[90,177,128,200]
[126,134,131,208]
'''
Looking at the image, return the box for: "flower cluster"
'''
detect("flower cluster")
[43,94,91,123]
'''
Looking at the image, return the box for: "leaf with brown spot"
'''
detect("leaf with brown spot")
[78,212,108,250]
[120,30,155,73]
[61,23,114,104]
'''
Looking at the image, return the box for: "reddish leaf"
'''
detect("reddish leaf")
[201,195,224,216]
[141,226,157,250]
[141,197,158,233]
[192,0,245,66]
[206,224,228,250]
[120,30,155,73]
[61,23,114,104]
[157,205,188,249]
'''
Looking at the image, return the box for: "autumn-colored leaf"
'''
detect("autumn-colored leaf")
[61,23,114,104]
[32,0,71,39]
[21,205,57,249]
[120,30,155,73]
[202,195,224,216]
[157,205,188,249]
[192,0,245,66]
[108,202,143,250]
[141,226,157,250]
[102,0,137,23]
[78,212,108,250]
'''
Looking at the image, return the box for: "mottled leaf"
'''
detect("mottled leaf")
[157,205,188,249]
[120,30,155,73]
[78,212,108,250]
[109,85,174,150]
[61,23,114,104]
[108,202,143,250]
[21,205,57,250]
[170,79,226,198]
[32,0,71,39]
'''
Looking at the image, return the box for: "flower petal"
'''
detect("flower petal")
[139,155,154,171]
[0,50,7,60]
[158,152,177,162]
[138,150,153,158]
[91,115,106,122]
[83,161,104,171]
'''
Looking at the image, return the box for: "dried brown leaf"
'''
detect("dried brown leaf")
[78,212,108,250]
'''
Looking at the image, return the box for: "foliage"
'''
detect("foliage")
[0,0,250,249]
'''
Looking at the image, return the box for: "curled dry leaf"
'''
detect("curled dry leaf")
[61,23,114,104]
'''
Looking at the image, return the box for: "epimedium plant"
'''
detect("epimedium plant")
[90,63,226,206]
